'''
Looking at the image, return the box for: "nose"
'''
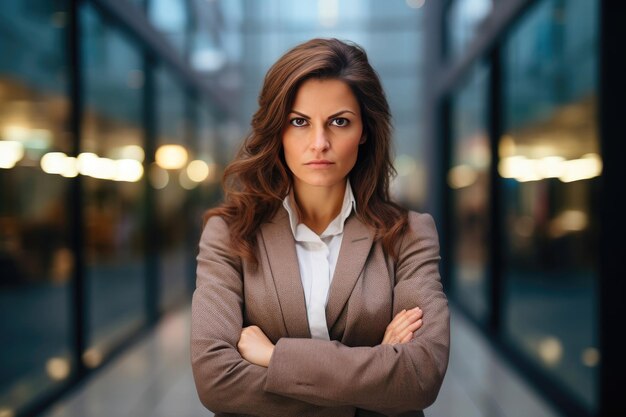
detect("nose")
[310,125,330,152]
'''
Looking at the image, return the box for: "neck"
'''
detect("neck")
[292,180,347,235]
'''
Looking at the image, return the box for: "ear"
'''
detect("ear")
[359,135,366,145]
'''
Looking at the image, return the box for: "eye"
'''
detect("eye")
[330,117,349,127]
[290,117,308,127]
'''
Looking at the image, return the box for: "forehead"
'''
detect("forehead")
[291,78,360,113]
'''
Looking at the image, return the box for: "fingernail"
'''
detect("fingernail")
[412,307,421,311]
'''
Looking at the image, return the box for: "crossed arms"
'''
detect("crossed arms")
[190,213,450,417]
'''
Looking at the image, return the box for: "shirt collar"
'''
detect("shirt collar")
[282,180,356,240]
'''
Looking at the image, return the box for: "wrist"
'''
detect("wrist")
[265,345,275,367]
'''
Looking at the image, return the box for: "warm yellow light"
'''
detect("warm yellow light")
[187,160,209,182]
[115,145,145,162]
[0,407,15,417]
[46,357,71,381]
[549,210,588,238]
[114,159,144,182]
[499,135,516,158]
[149,163,169,189]
[538,336,563,367]
[61,157,78,178]
[82,348,103,368]
[559,153,602,182]
[179,170,198,190]
[155,144,188,169]
[3,125,30,142]
[537,156,565,178]
[0,140,25,168]
[447,164,477,189]
[77,152,99,176]
[582,347,600,367]
[91,157,117,180]
[499,156,541,181]
[516,159,542,182]
[41,152,68,174]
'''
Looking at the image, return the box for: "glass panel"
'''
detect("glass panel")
[81,3,146,365]
[0,1,73,414]
[149,0,188,54]
[446,0,493,60]
[449,62,491,322]
[500,0,599,410]
[154,66,189,311]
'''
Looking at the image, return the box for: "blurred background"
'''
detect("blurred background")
[1,0,624,416]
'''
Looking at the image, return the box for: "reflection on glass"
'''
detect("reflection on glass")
[449,63,490,322]
[81,3,146,361]
[0,1,73,414]
[155,67,190,311]
[446,0,493,60]
[149,0,188,53]
[501,0,599,410]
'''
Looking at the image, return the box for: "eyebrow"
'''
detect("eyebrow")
[289,109,357,120]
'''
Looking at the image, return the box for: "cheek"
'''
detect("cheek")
[336,139,361,166]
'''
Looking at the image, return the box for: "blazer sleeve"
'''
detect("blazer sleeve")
[264,212,450,415]
[191,216,354,417]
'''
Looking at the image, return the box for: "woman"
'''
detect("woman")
[191,38,449,417]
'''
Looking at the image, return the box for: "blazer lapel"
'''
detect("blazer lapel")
[326,214,375,333]
[260,209,311,339]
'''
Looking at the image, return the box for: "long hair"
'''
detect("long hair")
[205,38,408,265]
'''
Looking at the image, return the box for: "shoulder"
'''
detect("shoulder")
[198,215,243,272]
[201,215,230,242]
[406,211,438,234]
[399,210,440,251]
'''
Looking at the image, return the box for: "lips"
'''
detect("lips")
[305,160,334,165]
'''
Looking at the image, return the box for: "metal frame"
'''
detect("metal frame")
[598,1,626,415]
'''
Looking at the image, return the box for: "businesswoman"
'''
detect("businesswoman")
[191,38,450,417]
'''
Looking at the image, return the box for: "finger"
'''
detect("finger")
[383,309,407,343]
[395,319,422,344]
[407,318,423,333]
[390,309,408,326]
[391,309,422,334]
[384,308,422,344]
[399,332,413,344]
[388,308,419,332]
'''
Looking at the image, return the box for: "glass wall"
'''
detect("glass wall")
[154,66,190,312]
[0,0,226,414]
[446,0,493,60]
[149,0,189,53]
[0,1,74,414]
[448,62,491,322]
[500,0,599,410]
[81,3,147,364]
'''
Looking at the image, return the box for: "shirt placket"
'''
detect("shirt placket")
[308,240,331,340]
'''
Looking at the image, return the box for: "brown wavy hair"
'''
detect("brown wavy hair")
[205,38,408,265]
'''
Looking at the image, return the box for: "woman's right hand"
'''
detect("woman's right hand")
[381,307,423,345]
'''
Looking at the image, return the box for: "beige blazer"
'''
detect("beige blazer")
[191,208,450,417]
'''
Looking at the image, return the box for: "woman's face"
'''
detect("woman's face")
[282,78,364,191]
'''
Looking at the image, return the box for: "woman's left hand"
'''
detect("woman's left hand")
[237,325,275,367]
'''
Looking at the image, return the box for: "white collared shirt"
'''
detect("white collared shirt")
[282,181,356,340]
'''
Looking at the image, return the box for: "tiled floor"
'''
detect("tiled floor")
[42,305,562,417]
